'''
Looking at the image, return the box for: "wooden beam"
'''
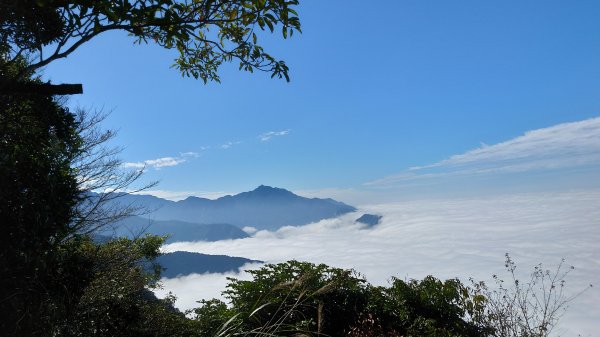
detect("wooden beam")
[0,82,83,95]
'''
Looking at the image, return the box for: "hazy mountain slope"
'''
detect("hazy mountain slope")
[107,185,356,231]
[156,251,260,278]
[102,216,249,243]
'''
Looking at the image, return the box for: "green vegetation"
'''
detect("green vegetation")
[0,59,191,334]
[0,73,194,335]
[186,257,587,336]
[1,60,82,335]
[1,0,300,87]
[190,261,491,337]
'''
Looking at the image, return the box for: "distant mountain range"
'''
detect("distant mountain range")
[90,186,356,279]
[108,185,356,231]
[92,235,259,278]
[103,216,249,243]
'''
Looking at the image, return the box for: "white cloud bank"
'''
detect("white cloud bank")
[123,152,199,170]
[155,262,263,310]
[158,190,600,336]
[366,117,600,187]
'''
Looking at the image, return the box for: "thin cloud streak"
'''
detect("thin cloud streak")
[366,117,600,187]
[179,151,200,157]
[123,151,199,170]
[259,129,290,142]
[122,156,185,169]
[220,141,241,149]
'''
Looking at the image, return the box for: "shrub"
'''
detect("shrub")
[192,261,491,337]
[471,254,592,337]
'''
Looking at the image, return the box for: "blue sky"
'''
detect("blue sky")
[42,1,600,204]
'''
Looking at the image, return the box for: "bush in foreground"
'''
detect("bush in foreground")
[471,254,592,337]
[190,261,490,337]
[189,256,589,337]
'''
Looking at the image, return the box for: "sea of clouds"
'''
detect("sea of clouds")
[156,189,600,337]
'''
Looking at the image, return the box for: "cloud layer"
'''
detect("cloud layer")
[158,190,600,336]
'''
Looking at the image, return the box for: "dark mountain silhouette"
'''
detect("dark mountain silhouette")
[90,235,259,278]
[356,214,382,227]
[109,185,356,231]
[101,216,249,243]
[156,251,261,278]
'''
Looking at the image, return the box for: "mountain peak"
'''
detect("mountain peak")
[181,195,211,204]
[108,186,357,231]
[254,184,277,191]
[250,185,295,197]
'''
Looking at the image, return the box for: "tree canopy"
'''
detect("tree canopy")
[1,0,300,85]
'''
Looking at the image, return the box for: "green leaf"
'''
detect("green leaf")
[265,18,274,32]
[229,8,238,20]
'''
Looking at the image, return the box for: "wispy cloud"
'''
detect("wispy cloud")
[259,129,290,142]
[123,151,199,170]
[220,141,241,149]
[179,151,200,158]
[366,117,600,187]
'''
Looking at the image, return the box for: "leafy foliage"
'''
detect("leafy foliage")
[190,259,587,337]
[52,235,198,337]
[224,260,369,335]
[191,261,492,337]
[189,298,235,337]
[371,276,490,336]
[1,0,301,83]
